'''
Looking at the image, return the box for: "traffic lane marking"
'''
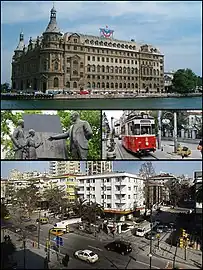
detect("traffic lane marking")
[135,260,160,269]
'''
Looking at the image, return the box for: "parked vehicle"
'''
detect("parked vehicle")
[156,225,164,233]
[105,241,132,255]
[74,249,99,263]
[20,216,31,222]
[25,225,37,232]
[36,217,49,224]
[136,221,151,237]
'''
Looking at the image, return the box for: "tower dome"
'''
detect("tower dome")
[15,31,24,51]
[44,5,61,34]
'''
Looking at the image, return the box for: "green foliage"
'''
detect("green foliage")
[172,69,199,94]
[1,110,42,158]
[1,203,10,219]
[1,83,10,92]
[14,184,41,217]
[57,110,101,159]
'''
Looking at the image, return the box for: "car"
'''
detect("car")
[25,225,37,232]
[156,225,164,233]
[145,231,157,240]
[4,215,11,220]
[49,228,64,236]
[36,217,49,224]
[105,241,132,255]
[163,225,168,232]
[74,249,99,263]
[15,227,22,233]
[20,216,31,222]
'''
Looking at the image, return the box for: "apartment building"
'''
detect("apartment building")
[49,161,81,175]
[86,161,113,175]
[76,172,145,219]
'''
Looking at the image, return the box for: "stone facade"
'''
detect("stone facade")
[12,7,165,93]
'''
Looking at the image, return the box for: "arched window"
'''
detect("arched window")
[153,69,156,76]
[131,68,134,74]
[87,82,91,88]
[97,82,100,88]
[135,68,138,74]
[87,65,91,72]
[150,69,152,75]
[110,66,114,73]
[119,67,122,74]
[132,83,134,88]
[102,66,105,73]
[73,82,77,88]
[73,60,78,65]
[115,66,118,73]
[115,83,118,89]
[92,65,95,72]
[127,83,130,88]
[73,70,78,75]
[135,83,138,88]
[146,68,149,75]
[154,83,157,88]
[92,82,95,88]
[111,82,114,88]
[102,82,105,88]
[123,67,126,74]
[106,82,109,89]
[119,83,122,88]
[149,83,152,88]
[106,66,109,73]
[157,69,159,76]
[124,83,126,88]
[97,65,100,73]
[66,81,70,88]
[54,62,59,71]
[54,77,59,87]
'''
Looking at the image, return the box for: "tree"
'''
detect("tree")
[43,186,70,217]
[1,83,10,92]
[139,162,156,210]
[82,202,104,225]
[1,203,10,219]
[14,184,41,217]
[57,110,101,159]
[172,69,198,94]
[1,110,42,158]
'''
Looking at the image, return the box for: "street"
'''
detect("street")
[102,138,202,160]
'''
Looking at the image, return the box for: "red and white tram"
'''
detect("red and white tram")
[121,113,156,155]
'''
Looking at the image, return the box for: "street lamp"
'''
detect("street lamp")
[149,253,152,269]
[37,208,41,249]
[158,111,178,153]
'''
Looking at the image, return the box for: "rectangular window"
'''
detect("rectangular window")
[74,46,77,50]
[115,59,118,63]
[102,57,105,62]
[97,57,100,61]
[106,58,109,62]
[111,58,113,63]
[119,59,122,63]
[92,56,95,61]
[74,39,78,43]
[124,59,126,64]
[88,56,90,61]
[80,72,83,77]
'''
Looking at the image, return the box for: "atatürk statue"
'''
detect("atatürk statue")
[25,129,43,159]
[48,111,93,159]
[11,119,26,159]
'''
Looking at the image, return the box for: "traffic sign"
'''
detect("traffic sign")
[56,236,63,246]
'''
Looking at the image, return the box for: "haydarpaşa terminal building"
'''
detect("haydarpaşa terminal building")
[12,6,164,94]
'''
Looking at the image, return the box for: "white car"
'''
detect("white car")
[74,249,99,263]
[157,225,164,233]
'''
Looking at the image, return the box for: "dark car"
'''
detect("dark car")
[20,216,31,222]
[145,231,157,240]
[105,241,132,255]
[25,224,37,232]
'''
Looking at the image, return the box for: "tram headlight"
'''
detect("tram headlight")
[146,142,149,146]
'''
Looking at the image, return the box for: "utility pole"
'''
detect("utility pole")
[149,205,153,269]
[47,230,51,262]
[157,110,162,149]
[37,209,41,249]
[173,111,178,153]
[173,242,178,268]
[111,117,114,138]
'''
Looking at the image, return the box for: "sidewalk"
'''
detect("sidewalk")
[153,240,202,269]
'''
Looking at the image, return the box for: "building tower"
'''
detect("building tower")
[49,161,81,176]
[40,5,63,92]
[12,32,24,89]
[86,161,113,175]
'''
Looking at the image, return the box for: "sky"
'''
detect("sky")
[1,161,202,179]
[1,1,202,83]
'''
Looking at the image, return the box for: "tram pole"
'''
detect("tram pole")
[173,111,178,153]
[157,110,162,149]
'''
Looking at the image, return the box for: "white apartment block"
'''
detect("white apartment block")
[76,172,145,215]
[86,161,113,175]
[49,161,81,176]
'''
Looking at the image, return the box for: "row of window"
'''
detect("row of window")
[86,82,160,89]
[86,75,139,80]
[87,55,138,65]
[87,65,139,74]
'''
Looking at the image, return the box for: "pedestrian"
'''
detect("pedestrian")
[62,253,69,267]
[197,140,202,155]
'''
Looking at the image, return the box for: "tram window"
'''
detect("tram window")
[152,124,155,134]
[141,126,150,134]
[132,124,140,135]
